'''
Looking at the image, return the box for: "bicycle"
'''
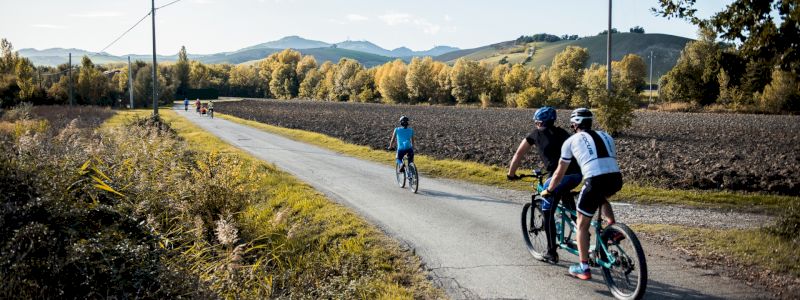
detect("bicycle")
[519,170,648,300]
[390,148,419,193]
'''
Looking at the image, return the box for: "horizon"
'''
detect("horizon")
[1,0,731,56]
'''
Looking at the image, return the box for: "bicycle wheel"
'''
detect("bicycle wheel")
[407,162,419,193]
[520,199,548,260]
[600,223,648,300]
[395,162,406,188]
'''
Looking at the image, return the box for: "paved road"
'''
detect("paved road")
[176,107,765,299]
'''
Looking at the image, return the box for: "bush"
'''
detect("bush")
[513,87,547,108]
[759,69,800,113]
[767,203,800,245]
[594,88,637,135]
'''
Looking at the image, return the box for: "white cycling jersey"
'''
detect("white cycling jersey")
[560,130,620,178]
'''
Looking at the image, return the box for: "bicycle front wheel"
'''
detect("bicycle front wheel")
[407,162,419,193]
[521,199,548,260]
[395,162,406,188]
[600,223,648,300]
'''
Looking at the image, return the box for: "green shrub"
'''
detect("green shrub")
[513,86,547,108]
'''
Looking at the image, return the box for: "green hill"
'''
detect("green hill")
[436,33,692,82]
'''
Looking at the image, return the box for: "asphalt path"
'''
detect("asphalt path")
[175,106,765,299]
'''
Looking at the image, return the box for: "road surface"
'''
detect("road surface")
[176,107,765,299]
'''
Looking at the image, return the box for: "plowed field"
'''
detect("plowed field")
[217,100,800,195]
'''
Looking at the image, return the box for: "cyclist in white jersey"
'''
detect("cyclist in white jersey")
[541,108,623,281]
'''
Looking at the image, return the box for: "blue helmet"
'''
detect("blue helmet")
[533,106,557,125]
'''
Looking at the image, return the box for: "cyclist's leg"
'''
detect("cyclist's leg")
[599,172,623,225]
[396,148,407,171]
[541,177,563,255]
[572,177,605,278]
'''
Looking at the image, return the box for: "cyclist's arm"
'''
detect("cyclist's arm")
[546,140,574,192]
[545,160,570,192]
[508,139,531,176]
[411,136,415,149]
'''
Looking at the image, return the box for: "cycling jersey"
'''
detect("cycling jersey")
[395,127,414,150]
[560,130,619,178]
[526,127,580,174]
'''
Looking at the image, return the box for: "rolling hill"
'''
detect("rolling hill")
[435,33,691,80]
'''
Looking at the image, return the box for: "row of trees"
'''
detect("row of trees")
[659,28,800,112]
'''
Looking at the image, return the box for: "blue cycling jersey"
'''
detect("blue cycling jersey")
[395,127,414,150]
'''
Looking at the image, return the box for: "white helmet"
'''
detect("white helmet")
[570,108,593,128]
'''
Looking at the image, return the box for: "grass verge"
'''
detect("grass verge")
[633,224,800,296]
[109,109,444,299]
[217,113,797,213]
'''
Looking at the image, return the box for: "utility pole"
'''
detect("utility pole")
[649,51,655,103]
[151,0,158,116]
[128,56,134,109]
[68,52,74,106]
[606,0,612,93]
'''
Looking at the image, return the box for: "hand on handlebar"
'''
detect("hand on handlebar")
[540,188,552,198]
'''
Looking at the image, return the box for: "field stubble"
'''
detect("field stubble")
[217,99,800,195]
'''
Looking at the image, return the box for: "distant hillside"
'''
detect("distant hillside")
[239,35,330,51]
[19,35,456,67]
[436,33,692,81]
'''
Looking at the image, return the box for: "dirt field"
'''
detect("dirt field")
[216,100,800,195]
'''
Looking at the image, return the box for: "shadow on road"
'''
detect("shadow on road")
[418,189,518,206]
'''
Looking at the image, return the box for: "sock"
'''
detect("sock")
[580,261,589,271]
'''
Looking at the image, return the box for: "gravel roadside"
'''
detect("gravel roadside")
[436,177,776,229]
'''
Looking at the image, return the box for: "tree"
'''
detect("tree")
[484,64,509,107]
[449,58,487,104]
[759,69,800,112]
[174,46,190,97]
[351,68,377,102]
[503,64,527,94]
[316,61,336,101]
[613,54,647,92]
[76,56,110,105]
[332,58,362,101]
[375,59,409,103]
[432,63,453,104]
[269,64,297,99]
[14,58,37,102]
[406,57,436,103]
[295,55,317,83]
[659,28,721,104]
[228,65,260,97]
[298,68,322,99]
[597,28,619,35]
[629,26,646,33]
[513,86,547,108]
[653,0,800,75]
[549,46,589,106]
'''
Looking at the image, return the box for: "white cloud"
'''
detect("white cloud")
[346,14,369,22]
[379,13,412,26]
[68,11,122,18]
[379,12,441,35]
[32,24,65,29]
[444,14,452,22]
[194,0,215,3]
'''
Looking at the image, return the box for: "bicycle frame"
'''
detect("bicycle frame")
[533,177,619,269]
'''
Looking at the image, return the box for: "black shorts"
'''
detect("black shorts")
[576,172,622,217]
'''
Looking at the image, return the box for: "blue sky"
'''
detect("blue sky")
[0,0,731,55]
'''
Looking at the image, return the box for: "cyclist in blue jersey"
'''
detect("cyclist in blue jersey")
[183,98,189,111]
[387,116,415,173]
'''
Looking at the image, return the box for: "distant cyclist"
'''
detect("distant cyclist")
[208,100,215,118]
[387,116,415,173]
[183,98,189,111]
[543,108,622,281]
[195,99,201,113]
[507,106,582,262]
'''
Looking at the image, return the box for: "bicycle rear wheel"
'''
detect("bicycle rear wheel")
[521,199,548,261]
[395,162,406,188]
[407,162,419,193]
[600,223,648,300]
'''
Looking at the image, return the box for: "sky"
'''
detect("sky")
[0,0,732,55]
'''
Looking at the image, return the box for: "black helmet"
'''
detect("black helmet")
[399,115,409,127]
[569,108,593,130]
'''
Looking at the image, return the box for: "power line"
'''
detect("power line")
[156,0,184,10]
[98,11,152,54]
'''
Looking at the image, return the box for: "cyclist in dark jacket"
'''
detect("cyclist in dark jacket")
[508,106,582,262]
